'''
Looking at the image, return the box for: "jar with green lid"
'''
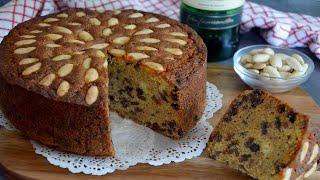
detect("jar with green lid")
[180,0,245,62]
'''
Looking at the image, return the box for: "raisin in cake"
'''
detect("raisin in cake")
[206,90,320,180]
[0,9,207,156]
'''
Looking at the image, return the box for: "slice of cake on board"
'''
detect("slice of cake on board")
[206,89,320,180]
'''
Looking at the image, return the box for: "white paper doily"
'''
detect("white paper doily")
[0,82,223,175]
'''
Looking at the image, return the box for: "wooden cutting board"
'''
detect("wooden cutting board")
[0,64,319,180]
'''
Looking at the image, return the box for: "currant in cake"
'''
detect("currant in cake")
[0,9,207,156]
[206,90,320,180]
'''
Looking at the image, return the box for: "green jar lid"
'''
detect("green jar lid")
[182,0,245,11]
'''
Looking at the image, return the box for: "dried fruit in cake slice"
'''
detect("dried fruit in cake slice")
[206,89,320,180]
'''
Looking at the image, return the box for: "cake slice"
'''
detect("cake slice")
[206,89,320,180]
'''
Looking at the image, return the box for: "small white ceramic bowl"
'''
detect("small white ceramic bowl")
[233,45,315,93]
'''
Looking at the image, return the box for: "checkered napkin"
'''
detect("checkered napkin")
[0,0,320,59]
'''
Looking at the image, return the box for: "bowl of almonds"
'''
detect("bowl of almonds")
[233,45,314,93]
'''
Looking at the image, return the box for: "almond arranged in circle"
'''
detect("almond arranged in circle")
[113,36,130,45]
[85,68,99,83]
[14,47,36,54]
[109,49,126,57]
[52,54,72,61]
[39,73,56,87]
[19,58,39,65]
[134,29,153,36]
[140,38,160,44]
[142,62,165,73]
[129,12,143,18]
[79,31,94,41]
[57,64,74,77]
[15,39,36,47]
[128,52,150,60]
[108,18,119,26]
[57,80,70,96]
[145,17,159,23]
[164,48,183,55]
[86,85,99,105]
[22,62,41,76]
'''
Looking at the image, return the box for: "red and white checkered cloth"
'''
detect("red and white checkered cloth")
[0,0,320,59]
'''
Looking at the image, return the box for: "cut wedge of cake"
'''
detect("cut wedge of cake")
[206,90,320,180]
[0,9,207,156]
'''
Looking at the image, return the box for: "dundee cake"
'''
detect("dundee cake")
[0,9,207,156]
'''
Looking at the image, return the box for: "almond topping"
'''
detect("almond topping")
[79,31,94,41]
[103,28,112,36]
[55,26,73,34]
[89,18,101,26]
[145,17,159,23]
[109,49,126,57]
[76,11,86,17]
[140,38,160,44]
[38,23,51,27]
[22,62,41,76]
[30,30,42,34]
[58,64,74,77]
[164,38,187,45]
[73,51,85,55]
[129,12,143,18]
[68,22,81,26]
[169,32,187,37]
[95,50,106,58]
[83,58,92,69]
[52,54,72,61]
[113,10,121,15]
[113,36,130,45]
[15,39,36,46]
[19,58,39,65]
[67,39,85,44]
[57,80,70,96]
[44,17,59,23]
[124,24,137,30]
[155,23,171,28]
[136,46,158,51]
[108,18,119,26]
[86,86,99,105]
[46,33,62,40]
[46,43,61,48]
[21,35,36,39]
[85,68,99,83]
[134,29,154,36]
[142,62,164,73]
[164,48,183,55]
[90,43,109,49]
[304,162,317,178]
[14,47,36,54]
[128,52,150,60]
[56,13,68,18]
[300,141,309,162]
[39,73,56,87]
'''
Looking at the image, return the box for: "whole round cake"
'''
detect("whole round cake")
[0,9,207,156]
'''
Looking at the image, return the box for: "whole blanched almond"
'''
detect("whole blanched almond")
[15,39,36,46]
[57,64,73,77]
[253,63,266,70]
[46,43,61,48]
[82,58,92,69]
[292,54,305,65]
[128,52,150,60]
[274,53,290,63]
[39,73,56,86]
[124,24,136,30]
[55,26,73,34]
[57,80,70,96]
[169,32,187,37]
[260,72,270,77]
[263,48,275,56]
[286,57,303,71]
[134,29,154,35]
[108,18,119,26]
[240,54,252,64]
[57,13,68,18]
[86,86,99,105]
[90,43,109,49]
[248,69,259,74]
[277,65,292,72]
[79,31,94,41]
[136,46,158,51]
[264,66,281,77]
[85,68,99,83]
[140,38,160,44]
[249,48,264,55]
[279,71,291,78]
[155,24,171,28]
[44,18,59,23]
[103,28,112,36]
[46,34,62,40]
[253,54,270,63]
[52,54,71,61]
[164,38,187,46]
[113,36,130,45]
[89,18,101,26]
[145,17,159,23]
[142,62,165,72]
[19,58,39,65]
[109,49,126,57]
[244,63,253,69]
[14,47,36,54]
[307,144,319,164]
[270,56,282,68]
[22,62,42,76]
[164,48,183,55]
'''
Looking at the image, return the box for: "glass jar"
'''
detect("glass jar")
[180,0,245,62]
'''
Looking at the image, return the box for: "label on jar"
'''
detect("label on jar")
[180,6,242,30]
[182,0,245,11]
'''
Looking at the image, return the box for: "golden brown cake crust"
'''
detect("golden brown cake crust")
[0,9,207,155]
